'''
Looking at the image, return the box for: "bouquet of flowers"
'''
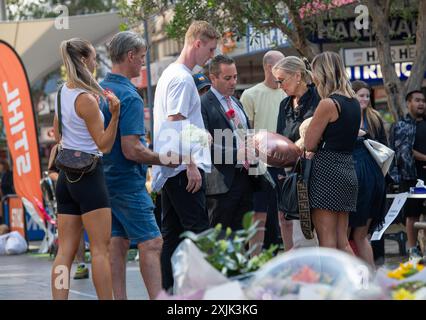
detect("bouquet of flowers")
[181,123,210,150]
[375,259,426,300]
[387,261,424,280]
[180,212,278,278]
[390,281,426,300]
[169,212,277,298]
[152,120,211,191]
[375,258,426,300]
[244,247,383,300]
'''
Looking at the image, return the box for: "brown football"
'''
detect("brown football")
[254,131,302,167]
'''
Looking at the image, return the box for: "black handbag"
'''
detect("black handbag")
[55,148,98,174]
[54,85,99,183]
[279,154,314,239]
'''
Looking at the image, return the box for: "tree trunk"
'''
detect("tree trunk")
[278,25,318,60]
[367,0,405,121]
[283,0,319,60]
[404,0,426,96]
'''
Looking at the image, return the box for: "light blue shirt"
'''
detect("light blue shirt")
[210,87,248,129]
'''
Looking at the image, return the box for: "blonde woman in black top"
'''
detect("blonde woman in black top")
[305,52,361,253]
[273,56,321,250]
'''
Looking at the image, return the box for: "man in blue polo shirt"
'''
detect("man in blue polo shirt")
[100,31,174,300]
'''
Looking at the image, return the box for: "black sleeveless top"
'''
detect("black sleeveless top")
[321,94,361,153]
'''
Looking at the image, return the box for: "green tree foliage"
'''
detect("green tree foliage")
[118,0,426,120]
[6,0,117,20]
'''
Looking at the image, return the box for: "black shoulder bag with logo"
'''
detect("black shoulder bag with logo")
[55,85,99,183]
[279,153,314,239]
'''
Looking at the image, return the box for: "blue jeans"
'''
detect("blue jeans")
[110,190,161,244]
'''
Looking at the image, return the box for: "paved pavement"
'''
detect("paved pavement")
[0,249,149,300]
[0,230,409,300]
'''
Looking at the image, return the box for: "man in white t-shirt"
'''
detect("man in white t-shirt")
[153,21,220,291]
[240,50,291,255]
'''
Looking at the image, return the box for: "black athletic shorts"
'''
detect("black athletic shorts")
[55,160,110,215]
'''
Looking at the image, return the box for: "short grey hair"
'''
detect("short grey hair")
[108,31,147,64]
[263,50,285,67]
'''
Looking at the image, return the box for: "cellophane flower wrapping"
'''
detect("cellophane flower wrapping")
[171,239,230,297]
[244,247,384,300]
[374,259,426,299]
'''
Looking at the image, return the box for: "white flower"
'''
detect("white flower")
[181,124,210,148]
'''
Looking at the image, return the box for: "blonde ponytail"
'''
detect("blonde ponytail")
[60,38,104,97]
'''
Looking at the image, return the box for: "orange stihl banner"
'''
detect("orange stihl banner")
[0,40,44,224]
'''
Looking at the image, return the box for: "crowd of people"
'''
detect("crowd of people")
[49,20,426,300]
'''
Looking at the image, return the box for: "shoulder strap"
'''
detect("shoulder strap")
[57,85,64,136]
[331,98,341,117]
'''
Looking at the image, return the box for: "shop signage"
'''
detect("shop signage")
[309,17,417,43]
[246,26,290,53]
[342,45,425,83]
[344,45,416,66]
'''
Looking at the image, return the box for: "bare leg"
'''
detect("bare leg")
[75,232,86,264]
[337,212,354,255]
[138,236,163,299]
[311,209,337,248]
[51,214,82,300]
[109,237,130,300]
[278,211,293,251]
[82,208,113,300]
[352,221,375,267]
[249,212,266,256]
[406,216,420,248]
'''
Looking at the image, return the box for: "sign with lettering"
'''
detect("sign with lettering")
[342,45,426,83]
[247,26,290,53]
[371,193,408,241]
[344,45,416,66]
[309,18,417,43]
[0,40,44,227]
[345,62,414,82]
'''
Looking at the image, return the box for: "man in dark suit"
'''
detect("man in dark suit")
[201,55,254,231]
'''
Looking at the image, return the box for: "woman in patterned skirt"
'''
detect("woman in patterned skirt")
[349,80,387,266]
[304,52,361,253]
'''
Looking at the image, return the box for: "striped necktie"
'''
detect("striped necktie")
[225,96,249,170]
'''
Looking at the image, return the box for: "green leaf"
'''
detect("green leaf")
[218,239,228,251]
[242,211,254,230]
[119,23,129,31]
[225,227,232,238]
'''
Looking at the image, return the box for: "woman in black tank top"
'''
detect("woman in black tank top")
[304,52,361,254]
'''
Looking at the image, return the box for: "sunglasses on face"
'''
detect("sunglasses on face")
[274,75,293,85]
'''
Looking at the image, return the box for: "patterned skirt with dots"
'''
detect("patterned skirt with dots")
[309,149,358,212]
